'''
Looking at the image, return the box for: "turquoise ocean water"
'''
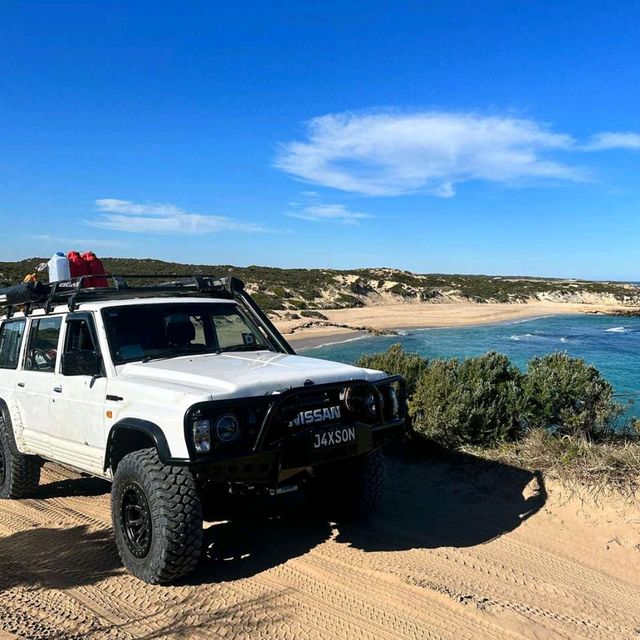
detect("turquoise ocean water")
[301,314,640,418]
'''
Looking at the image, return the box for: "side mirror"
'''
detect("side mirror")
[61,350,101,377]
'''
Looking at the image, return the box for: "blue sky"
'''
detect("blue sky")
[2,1,640,279]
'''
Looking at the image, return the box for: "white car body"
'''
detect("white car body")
[0,297,386,479]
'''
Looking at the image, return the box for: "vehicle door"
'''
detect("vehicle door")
[49,312,107,476]
[0,318,28,440]
[13,315,63,456]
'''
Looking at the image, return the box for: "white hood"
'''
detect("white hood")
[118,350,384,399]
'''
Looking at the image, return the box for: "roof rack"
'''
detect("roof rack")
[1,274,245,316]
[55,273,247,312]
[0,273,296,355]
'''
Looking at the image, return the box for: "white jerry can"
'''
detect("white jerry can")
[48,252,71,283]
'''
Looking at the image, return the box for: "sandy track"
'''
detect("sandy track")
[1,454,639,640]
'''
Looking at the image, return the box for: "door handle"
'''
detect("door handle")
[53,386,63,393]
[17,382,25,388]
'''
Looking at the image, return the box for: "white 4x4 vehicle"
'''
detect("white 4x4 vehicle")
[0,275,406,583]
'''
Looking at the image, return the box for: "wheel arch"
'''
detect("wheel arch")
[0,397,19,448]
[105,418,173,473]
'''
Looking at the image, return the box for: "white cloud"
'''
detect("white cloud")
[89,199,264,234]
[32,234,127,249]
[287,203,370,224]
[582,132,640,151]
[275,111,640,197]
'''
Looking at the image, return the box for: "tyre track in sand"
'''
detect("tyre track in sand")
[1,455,639,640]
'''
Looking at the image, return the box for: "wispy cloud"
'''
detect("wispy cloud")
[582,132,640,151]
[287,202,371,224]
[89,199,264,234]
[275,111,640,197]
[32,234,128,249]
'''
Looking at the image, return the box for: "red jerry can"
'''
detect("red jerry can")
[81,251,108,288]
[67,251,90,285]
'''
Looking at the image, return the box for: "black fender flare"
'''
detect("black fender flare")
[104,418,175,471]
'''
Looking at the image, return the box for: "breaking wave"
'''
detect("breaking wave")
[510,333,536,341]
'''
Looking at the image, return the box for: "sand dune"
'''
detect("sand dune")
[1,455,638,639]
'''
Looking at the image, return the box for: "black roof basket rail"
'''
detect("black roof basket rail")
[1,273,247,314]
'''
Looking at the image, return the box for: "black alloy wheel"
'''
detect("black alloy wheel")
[121,482,152,558]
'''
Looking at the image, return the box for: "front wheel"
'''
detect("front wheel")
[304,448,387,522]
[111,448,203,584]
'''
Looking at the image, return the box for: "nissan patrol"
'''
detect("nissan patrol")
[0,275,406,583]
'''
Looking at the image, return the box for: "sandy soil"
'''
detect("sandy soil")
[278,301,634,349]
[1,455,639,640]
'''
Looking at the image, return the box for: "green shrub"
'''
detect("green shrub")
[250,292,284,311]
[521,353,625,439]
[300,310,328,320]
[353,345,631,452]
[349,279,372,295]
[388,283,415,298]
[334,294,365,308]
[271,285,291,298]
[356,344,428,396]
[411,352,523,447]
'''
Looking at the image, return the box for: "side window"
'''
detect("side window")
[64,318,98,354]
[0,320,26,369]
[25,317,62,372]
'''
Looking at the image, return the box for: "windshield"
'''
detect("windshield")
[102,302,274,364]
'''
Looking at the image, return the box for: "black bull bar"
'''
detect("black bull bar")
[184,376,407,486]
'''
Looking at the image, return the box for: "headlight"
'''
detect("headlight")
[214,413,241,444]
[192,418,211,453]
[366,392,382,415]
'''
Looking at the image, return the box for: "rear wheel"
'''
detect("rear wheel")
[304,448,387,521]
[0,409,41,499]
[112,448,203,584]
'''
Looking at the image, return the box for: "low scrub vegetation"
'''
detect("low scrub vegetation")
[356,345,639,490]
[2,257,639,311]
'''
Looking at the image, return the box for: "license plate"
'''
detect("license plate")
[312,425,357,450]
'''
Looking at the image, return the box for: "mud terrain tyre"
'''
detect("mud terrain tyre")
[112,448,203,584]
[0,408,41,499]
[304,448,387,521]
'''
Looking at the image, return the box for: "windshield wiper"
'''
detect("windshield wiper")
[220,344,268,353]
[142,347,213,363]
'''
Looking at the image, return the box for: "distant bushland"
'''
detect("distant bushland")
[2,257,639,311]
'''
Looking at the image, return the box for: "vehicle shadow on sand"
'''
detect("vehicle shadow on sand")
[192,493,333,584]
[189,447,547,584]
[334,448,547,553]
[0,524,122,590]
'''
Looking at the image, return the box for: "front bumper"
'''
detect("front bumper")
[190,418,405,485]
[182,377,407,486]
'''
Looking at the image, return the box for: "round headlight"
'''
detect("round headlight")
[214,413,240,443]
[366,392,377,415]
[343,385,368,412]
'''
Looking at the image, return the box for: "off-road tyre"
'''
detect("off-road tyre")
[0,408,41,499]
[111,448,203,584]
[304,448,387,522]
